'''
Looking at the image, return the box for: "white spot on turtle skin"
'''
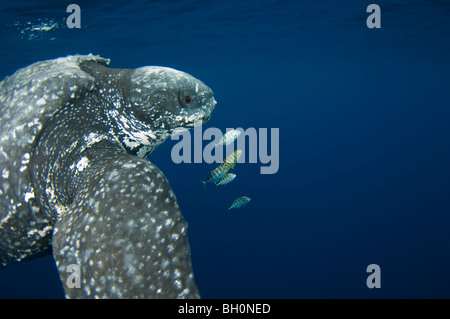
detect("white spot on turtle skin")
[174,279,182,290]
[122,163,137,169]
[76,156,89,172]
[177,288,191,298]
[164,218,173,228]
[24,191,34,202]
[123,137,140,150]
[21,153,30,165]
[2,169,9,179]
[26,225,52,238]
[36,98,46,106]
[83,248,93,263]
[0,212,13,225]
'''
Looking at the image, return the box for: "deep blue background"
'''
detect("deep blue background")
[0,0,449,298]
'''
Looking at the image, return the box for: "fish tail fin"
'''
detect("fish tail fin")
[200,180,206,189]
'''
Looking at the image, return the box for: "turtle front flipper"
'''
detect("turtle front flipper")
[51,151,199,299]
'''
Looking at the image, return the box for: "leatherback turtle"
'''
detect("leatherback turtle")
[0,54,216,298]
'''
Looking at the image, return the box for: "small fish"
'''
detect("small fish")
[215,129,241,147]
[201,164,228,188]
[222,149,242,171]
[215,173,236,186]
[228,196,251,210]
[201,150,242,188]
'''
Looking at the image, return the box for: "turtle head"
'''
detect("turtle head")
[116,66,216,147]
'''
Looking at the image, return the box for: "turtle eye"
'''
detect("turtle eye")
[179,90,194,107]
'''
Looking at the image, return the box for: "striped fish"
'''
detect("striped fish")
[201,164,228,188]
[201,150,242,188]
[215,129,241,147]
[228,196,251,210]
[215,173,236,186]
[222,149,242,171]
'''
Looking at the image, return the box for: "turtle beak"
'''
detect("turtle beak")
[202,98,216,122]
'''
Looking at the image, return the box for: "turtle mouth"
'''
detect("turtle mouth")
[182,107,213,127]
[158,97,216,136]
[203,113,211,122]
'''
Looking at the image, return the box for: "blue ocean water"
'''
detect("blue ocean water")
[0,0,449,298]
